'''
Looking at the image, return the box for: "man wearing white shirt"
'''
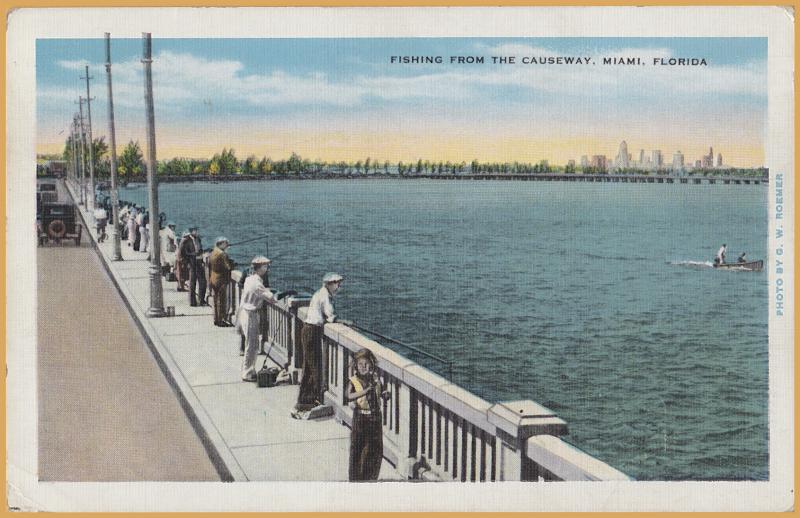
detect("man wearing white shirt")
[236,256,275,382]
[294,272,344,412]
[715,244,727,265]
[92,206,107,242]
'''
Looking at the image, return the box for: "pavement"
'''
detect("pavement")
[37,219,220,481]
[63,181,401,481]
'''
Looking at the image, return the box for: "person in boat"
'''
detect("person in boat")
[209,237,235,327]
[347,348,389,481]
[715,244,727,265]
[738,252,747,263]
[293,272,349,415]
[236,256,275,382]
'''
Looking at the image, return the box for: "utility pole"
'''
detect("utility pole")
[76,98,87,206]
[73,116,81,192]
[70,117,78,188]
[81,65,96,210]
[141,32,165,317]
[68,122,76,184]
[105,33,123,261]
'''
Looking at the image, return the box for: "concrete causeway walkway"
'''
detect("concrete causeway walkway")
[67,182,401,481]
[37,232,220,481]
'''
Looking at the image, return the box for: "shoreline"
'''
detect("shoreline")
[65,172,769,186]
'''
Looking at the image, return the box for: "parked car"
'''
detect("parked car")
[38,203,81,246]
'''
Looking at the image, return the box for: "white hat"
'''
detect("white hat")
[251,255,271,266]
[215,236,229,246]
[323,272,343,283]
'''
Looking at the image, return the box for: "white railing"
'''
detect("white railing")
[228,270,630,482]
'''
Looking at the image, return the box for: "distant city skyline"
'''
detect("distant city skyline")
[37,37,767,167]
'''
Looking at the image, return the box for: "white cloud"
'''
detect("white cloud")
[48,47,765,116]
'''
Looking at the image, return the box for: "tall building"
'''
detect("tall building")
[580,155,589,168]
[716,153,723,167]
[672,150,684,170]
[652,150,663,168]
[615,141,629,169]
[591,155,607,170]
[702,146,714,168]
[638,149,645,166]
[567,159,576,167]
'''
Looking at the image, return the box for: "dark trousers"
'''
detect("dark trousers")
[188,260,207,305]
[296,323,323,410]
[349,412,383,481]
[211,282,228,323]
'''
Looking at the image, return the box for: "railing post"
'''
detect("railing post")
[390,383,416,479]
[285,296,310,383]
[488,400,567,481]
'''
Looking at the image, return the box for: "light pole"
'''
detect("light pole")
[141,32,165,317]
[105,33,123,261]
[81,65,96,210]
[76,100,87,206]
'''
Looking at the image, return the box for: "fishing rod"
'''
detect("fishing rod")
[227,234,270,248]
[348,322,453,380]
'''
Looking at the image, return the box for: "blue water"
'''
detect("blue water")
[121,180,768,481]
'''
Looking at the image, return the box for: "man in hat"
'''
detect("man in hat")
[175,229,190,291]
[179,226,207,306]
[209,237,235,327]
[160,221,178,277]
[236,256,275,382]
[294,272,348,413]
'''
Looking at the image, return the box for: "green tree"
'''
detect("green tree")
[287,152,302,173]
[258,157,273,175]
[218,148,238,174]
[243,155,259,175]
[118,140,144,178]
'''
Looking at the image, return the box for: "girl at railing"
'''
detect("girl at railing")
[347,348,389,481]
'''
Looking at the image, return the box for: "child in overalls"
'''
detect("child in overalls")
[347,348,388,481]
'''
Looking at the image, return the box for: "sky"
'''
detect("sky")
[37,37,767,167]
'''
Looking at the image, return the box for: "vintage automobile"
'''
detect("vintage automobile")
[38,203,82,246]
[36,180,59,204]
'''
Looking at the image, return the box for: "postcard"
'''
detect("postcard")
[6,6,794,512]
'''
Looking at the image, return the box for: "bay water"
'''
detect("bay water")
[121,179,768,481]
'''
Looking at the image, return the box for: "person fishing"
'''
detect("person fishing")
[714,244,727,265]
[209,237,235,327]
[179,226,207,306]
[347,348,389,481]
[293,272,348,417]
[175,230,190,292]
[236,256,275,382]
[738,252,747,263]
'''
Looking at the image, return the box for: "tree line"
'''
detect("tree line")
[51,137,768,179]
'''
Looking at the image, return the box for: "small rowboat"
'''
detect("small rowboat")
[714,260,763,271]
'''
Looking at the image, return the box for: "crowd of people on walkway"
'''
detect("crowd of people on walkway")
[91,191,386,481]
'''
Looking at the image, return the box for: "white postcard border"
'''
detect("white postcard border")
[6,6,794,512]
